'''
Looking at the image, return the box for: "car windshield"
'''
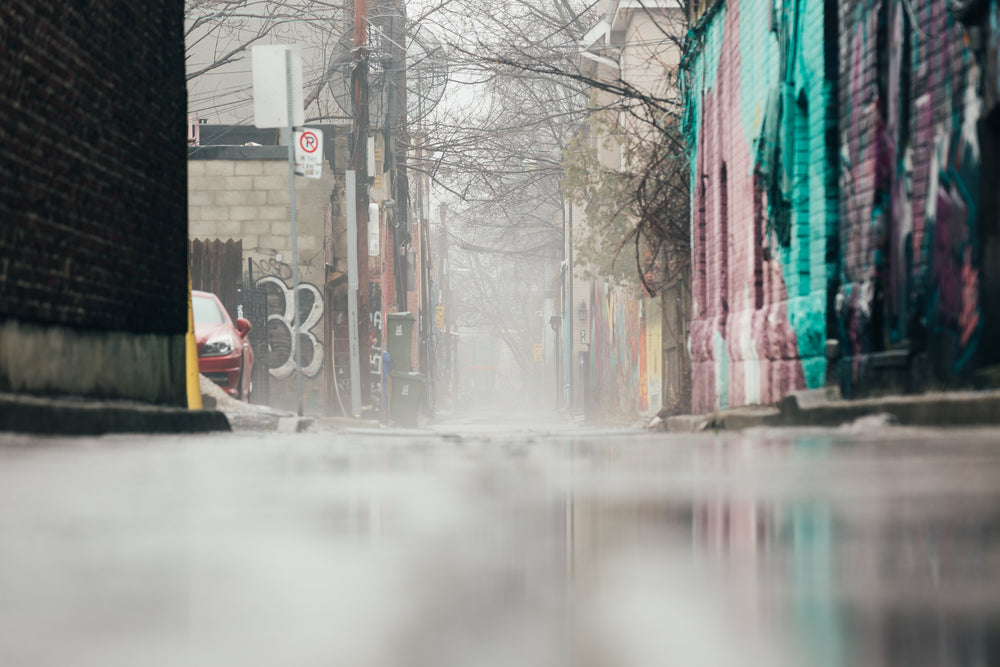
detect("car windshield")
[192,296,226,325]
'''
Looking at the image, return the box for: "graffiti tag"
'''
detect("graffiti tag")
[257,276,324,379]
[253,257,293,281]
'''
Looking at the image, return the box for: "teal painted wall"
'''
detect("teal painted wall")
[683,0,837,412]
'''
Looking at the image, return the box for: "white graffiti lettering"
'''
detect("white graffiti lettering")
[257,276,324,379]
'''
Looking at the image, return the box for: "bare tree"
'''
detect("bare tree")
[185,0,351,124]
[405,15,589,388]
[421,0,691,294]
[449,248,554,382]
[420,68,579,386]
[409,0,691,410]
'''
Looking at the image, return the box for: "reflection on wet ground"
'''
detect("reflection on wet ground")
[560,430,1000,667]
[0,419,998,666]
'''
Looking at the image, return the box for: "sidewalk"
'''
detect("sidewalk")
[0,378,309,437]
[12,385,999,437]
[664,388,1000,432]
[0,392,230,436]
[205,379,385,433]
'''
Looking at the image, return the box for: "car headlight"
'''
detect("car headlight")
[201,335,235,357]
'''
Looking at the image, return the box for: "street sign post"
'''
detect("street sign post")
[252,44,306,415]
[368,203,380,256]
[252,45,304,129]
[346,170,362,417]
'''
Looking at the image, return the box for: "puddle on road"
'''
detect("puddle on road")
[261,427,1000,666]
[554,430,1000,667]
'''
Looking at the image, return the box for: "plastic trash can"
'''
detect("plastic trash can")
[389,371,425,427]
[385,312,415,372]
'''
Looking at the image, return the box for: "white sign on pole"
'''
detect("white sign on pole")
[294,128,323,178]
[252,45,304,128]
[368,203,380,256]
[367,137,376,178]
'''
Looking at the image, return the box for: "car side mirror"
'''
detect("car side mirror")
[236,317,252,337]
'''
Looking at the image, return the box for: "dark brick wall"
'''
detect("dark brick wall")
[0,1,188,334]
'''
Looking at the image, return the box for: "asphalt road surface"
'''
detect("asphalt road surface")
[1,410,998,667]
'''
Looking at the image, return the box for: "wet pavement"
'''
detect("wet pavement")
[1,411,999,666]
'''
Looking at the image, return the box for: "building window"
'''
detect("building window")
[753,167,766,310]
[795,93,810,297]
[720,163,729,315]
[697,174,708,314]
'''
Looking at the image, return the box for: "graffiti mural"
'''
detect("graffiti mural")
[257,276,324,379]
[587,282,651,416]
[685,0,998,406]
[682,0,832,412]
[836,0,891,387]
[836,0,988,390]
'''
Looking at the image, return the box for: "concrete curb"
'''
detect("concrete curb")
[0,393,231,436]
[779,389,1000,427]
[317,417,382,430]
[664,389,1000,432]
[663,414,710,432]
[664,407,781,432]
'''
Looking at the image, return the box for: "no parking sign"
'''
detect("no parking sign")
[294,128,323,178]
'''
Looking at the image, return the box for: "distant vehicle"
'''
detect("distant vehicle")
[192,290,254,401]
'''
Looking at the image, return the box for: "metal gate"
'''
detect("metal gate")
[190,238,242,317]
[237,268,270,405]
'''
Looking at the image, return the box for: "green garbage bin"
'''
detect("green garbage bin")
[385,312,415,372]
[389,371,425,427]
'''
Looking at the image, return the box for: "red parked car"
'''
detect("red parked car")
[192,290,254,401]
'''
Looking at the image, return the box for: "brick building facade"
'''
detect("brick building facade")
[0,1,189,404]
[569,0,684,418]
[684,0,1000,410]
[836,0,1000,392]
[683,0,838,412]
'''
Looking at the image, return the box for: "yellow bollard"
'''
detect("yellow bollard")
[186,275,203,409]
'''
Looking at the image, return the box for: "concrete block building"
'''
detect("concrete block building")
[188,127,350,413]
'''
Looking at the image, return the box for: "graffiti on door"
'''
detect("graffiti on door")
[257,276,324,379]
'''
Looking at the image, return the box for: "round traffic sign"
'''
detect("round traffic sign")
[299,131,319,153]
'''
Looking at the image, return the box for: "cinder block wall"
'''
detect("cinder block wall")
[189,160,332,258]
[684,0,835,412]
[0,1,188,404]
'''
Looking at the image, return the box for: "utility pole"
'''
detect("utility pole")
[351,0,371,406]
[439,204,455,407]
[563,197,573,410]
[285,49,303,416]
[379,0,409,314]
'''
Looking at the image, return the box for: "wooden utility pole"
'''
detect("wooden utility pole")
[352,0,371,403]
